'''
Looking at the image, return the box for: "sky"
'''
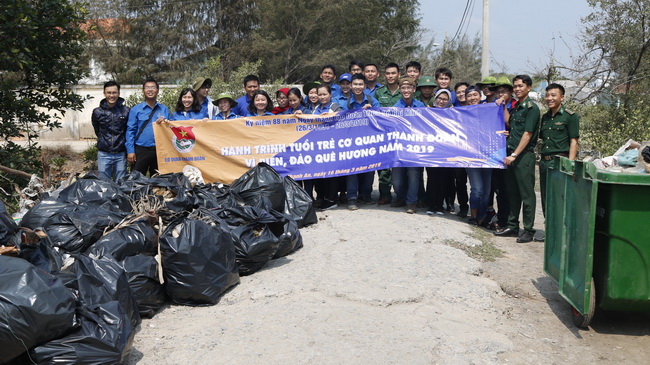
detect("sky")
[419,0,594,75]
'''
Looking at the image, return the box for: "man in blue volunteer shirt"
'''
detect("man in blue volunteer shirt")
[343,74,379,210]
[363,63,383,96]
[342,74,380,110]
[334,73,353,108]
[391,77,425,214]
[231,75,260,116]
[319,64,341,98]
[126,77,171,176]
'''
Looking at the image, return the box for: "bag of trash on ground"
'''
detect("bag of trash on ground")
[282,176,317,228]
[159,213,239,305]
[230,162,286,212]
[121,254,166,318]
[56,175,132,213]
[213,204,285,275]
[87,218,158,261]
[58,254,141,328]
[43,206,126,254]
[0,256,77,363]
[29,300,136,365]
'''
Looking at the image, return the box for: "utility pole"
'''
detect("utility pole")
[481,0,490,79]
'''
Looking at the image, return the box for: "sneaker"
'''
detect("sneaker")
[348,202,359,211]
[517,230,534,243]
[359,196,374,205]
[320,199,337,211]
[435,211,444,216]
[406,204,417,214]
[468,217,479,226]
[426,210,434,216]
[533,234,545,242]
[390,200,406,208]
[457,208,468,218]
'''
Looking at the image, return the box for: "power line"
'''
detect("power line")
[448,0,472,44]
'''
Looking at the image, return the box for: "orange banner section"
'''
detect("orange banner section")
[153,114,322,183]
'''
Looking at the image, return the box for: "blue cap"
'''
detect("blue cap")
[339,73,352,83]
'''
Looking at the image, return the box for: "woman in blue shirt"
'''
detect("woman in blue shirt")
[283,88,311,114]
[171,88,204,120]
[212,93,240,120]
[313,85,341,115]
[246,90,274,116]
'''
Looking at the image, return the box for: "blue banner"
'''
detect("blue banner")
[272,103,506,180]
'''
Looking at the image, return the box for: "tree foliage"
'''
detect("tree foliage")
[0,0,88,192]
[84,0,421,84]
[563,0,650,154]
[416,34,482,83]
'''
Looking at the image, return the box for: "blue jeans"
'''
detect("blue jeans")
[392,167,422,205]
[346,172,374,202]
[465,168,492,219]
[97,151,127,182]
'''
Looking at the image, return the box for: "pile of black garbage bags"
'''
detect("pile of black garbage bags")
[0,163,316,364]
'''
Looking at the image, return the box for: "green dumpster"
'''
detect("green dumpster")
[544,157,650,328]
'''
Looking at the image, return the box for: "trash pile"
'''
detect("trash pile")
[0,162,317,364]
[589,139,650,173]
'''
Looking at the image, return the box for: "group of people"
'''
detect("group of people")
[91,60,579,244]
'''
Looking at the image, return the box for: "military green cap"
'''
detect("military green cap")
[192,77,212,91]
[302,81,321,95]
[488,76,513,91]
[417,76,437,88]
[476,76,497,88]
[212,92,237,107]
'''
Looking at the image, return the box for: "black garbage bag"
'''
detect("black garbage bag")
[273,215,304,259]
[121,255,165,318]
[44,206,126,254]
[154,172,193,190]
[19,232,64,274]
[19,198,70,229]
[230,162,286,212]
[86,218,158,261]
[60,254,141,328]
[192,183,245,209]
[282,176,317,228]
[0,256,77,363]
[120,172,196,213]
[159,216,239,306]
[29,300,136,365]
[57,176,132,213]
[212,205,285,275]
[0,200,18,245]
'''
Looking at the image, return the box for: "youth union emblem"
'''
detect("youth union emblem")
[170,126,196,153]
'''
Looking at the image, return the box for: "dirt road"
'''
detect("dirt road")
[125,203,650,364]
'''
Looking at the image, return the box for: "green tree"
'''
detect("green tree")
[565,0,650,154]
[0,0,88,193]
[416,34,482,83]
[84,0,422,84]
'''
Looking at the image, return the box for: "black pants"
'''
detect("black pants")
[426,167,450,211]
[446,168,469,212]
[133,145,158,177]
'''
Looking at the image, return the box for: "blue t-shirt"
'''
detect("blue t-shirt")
[212,112,240,120]
[394,98,426,108]
[171,110,204,121]
[342,94,380,110]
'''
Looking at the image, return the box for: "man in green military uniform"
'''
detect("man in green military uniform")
[416,76,437,106]
[495,75,540,243]
[539,83,580,215]
[374,62,402,204]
